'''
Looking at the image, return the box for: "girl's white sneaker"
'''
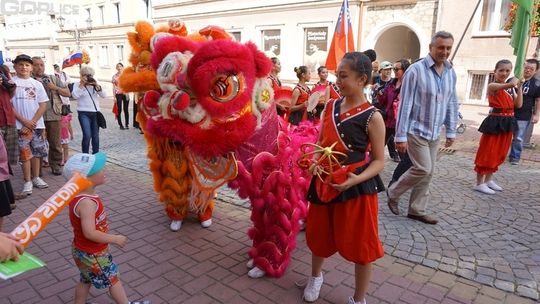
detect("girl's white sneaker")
[486,180,503,191]
[303,273,324,302]
[473,183,495,195]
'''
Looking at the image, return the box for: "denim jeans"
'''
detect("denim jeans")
[78,111,100,154]
[509,119,530,161]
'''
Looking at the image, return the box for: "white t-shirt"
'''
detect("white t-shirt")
[11,76,49,129]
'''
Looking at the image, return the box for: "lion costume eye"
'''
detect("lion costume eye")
[210,73,245,102]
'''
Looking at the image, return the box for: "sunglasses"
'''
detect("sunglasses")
[393,67,402,72]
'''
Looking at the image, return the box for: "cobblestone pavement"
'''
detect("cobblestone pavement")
[0,99,538,303]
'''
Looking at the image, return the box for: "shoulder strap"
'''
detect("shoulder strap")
[330,82,340,93]
[85,86,98,111]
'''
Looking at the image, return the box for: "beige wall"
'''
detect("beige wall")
[4,0,527,104]
[153,0,362,83]
[438,0,538,104]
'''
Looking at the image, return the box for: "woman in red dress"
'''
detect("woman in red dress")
[474,59,522,194]
[269,57,286,117]
[313,66,341,121]
[315,66,341,99]
[288,66,311,125]
[303,52,385,304]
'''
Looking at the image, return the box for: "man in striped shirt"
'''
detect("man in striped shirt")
[386,31,459,225]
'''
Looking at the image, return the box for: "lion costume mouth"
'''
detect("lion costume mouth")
[211,102,252,125]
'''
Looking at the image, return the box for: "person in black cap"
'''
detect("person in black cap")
[11,54,50,195]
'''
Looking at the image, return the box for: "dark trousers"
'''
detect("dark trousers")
[385,127,398,158]
[44,120,62,170]
[78,111,100,154]
[390,151,413,187]
[133,99,140,129]
[115,94,129,127]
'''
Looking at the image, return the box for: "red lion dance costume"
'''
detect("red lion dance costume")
[119,20,318,278]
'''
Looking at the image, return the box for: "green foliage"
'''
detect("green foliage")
[504,1,540,35]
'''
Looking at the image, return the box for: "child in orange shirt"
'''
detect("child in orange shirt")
[63,152,147,304]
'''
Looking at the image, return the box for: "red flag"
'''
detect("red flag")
[325,0,355,70]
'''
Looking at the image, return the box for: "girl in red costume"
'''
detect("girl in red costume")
[288,66,311,125]
[315,65,341,99]
[313,66,341,122]
[269,57,286,117]
[473,59,522,194]
[303,52,385,304]
[269,57,282,91]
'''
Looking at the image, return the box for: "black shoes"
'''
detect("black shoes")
[51,168,62,176]
[407,214,438,225]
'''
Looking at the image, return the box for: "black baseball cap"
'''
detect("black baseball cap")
[13,54,33,65]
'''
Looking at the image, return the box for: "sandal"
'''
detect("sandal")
[14,193,28,200]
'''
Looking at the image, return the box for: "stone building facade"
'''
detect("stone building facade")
[361,0,438,62]
[1,0,528,104]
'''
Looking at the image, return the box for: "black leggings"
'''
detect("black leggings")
[133,100,140,129]
[115,94,129,127]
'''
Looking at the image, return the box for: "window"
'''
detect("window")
[229,31,241,42]
[99,45,109,67]
[98,5,105,25]
[304,27,329,76]
[86,8,91,20]
[261,29,281,58]
[115,45,125,63]
[478,0,511,33]
[466,71,495,104]
[114,3,121,23]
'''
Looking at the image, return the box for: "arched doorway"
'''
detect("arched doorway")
[374,25,420,62]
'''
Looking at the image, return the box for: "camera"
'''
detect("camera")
[86,75,96,84]
[0,72,16,90]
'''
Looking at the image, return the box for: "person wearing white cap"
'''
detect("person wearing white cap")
[63,152,147,304]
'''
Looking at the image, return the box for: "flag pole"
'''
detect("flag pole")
[345,0,349,52]
[522,2,537,73]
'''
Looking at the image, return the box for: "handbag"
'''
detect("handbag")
[96,111,107,129]
[86,87,107,129]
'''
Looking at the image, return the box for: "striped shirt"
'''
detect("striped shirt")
[395,55,459,142]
